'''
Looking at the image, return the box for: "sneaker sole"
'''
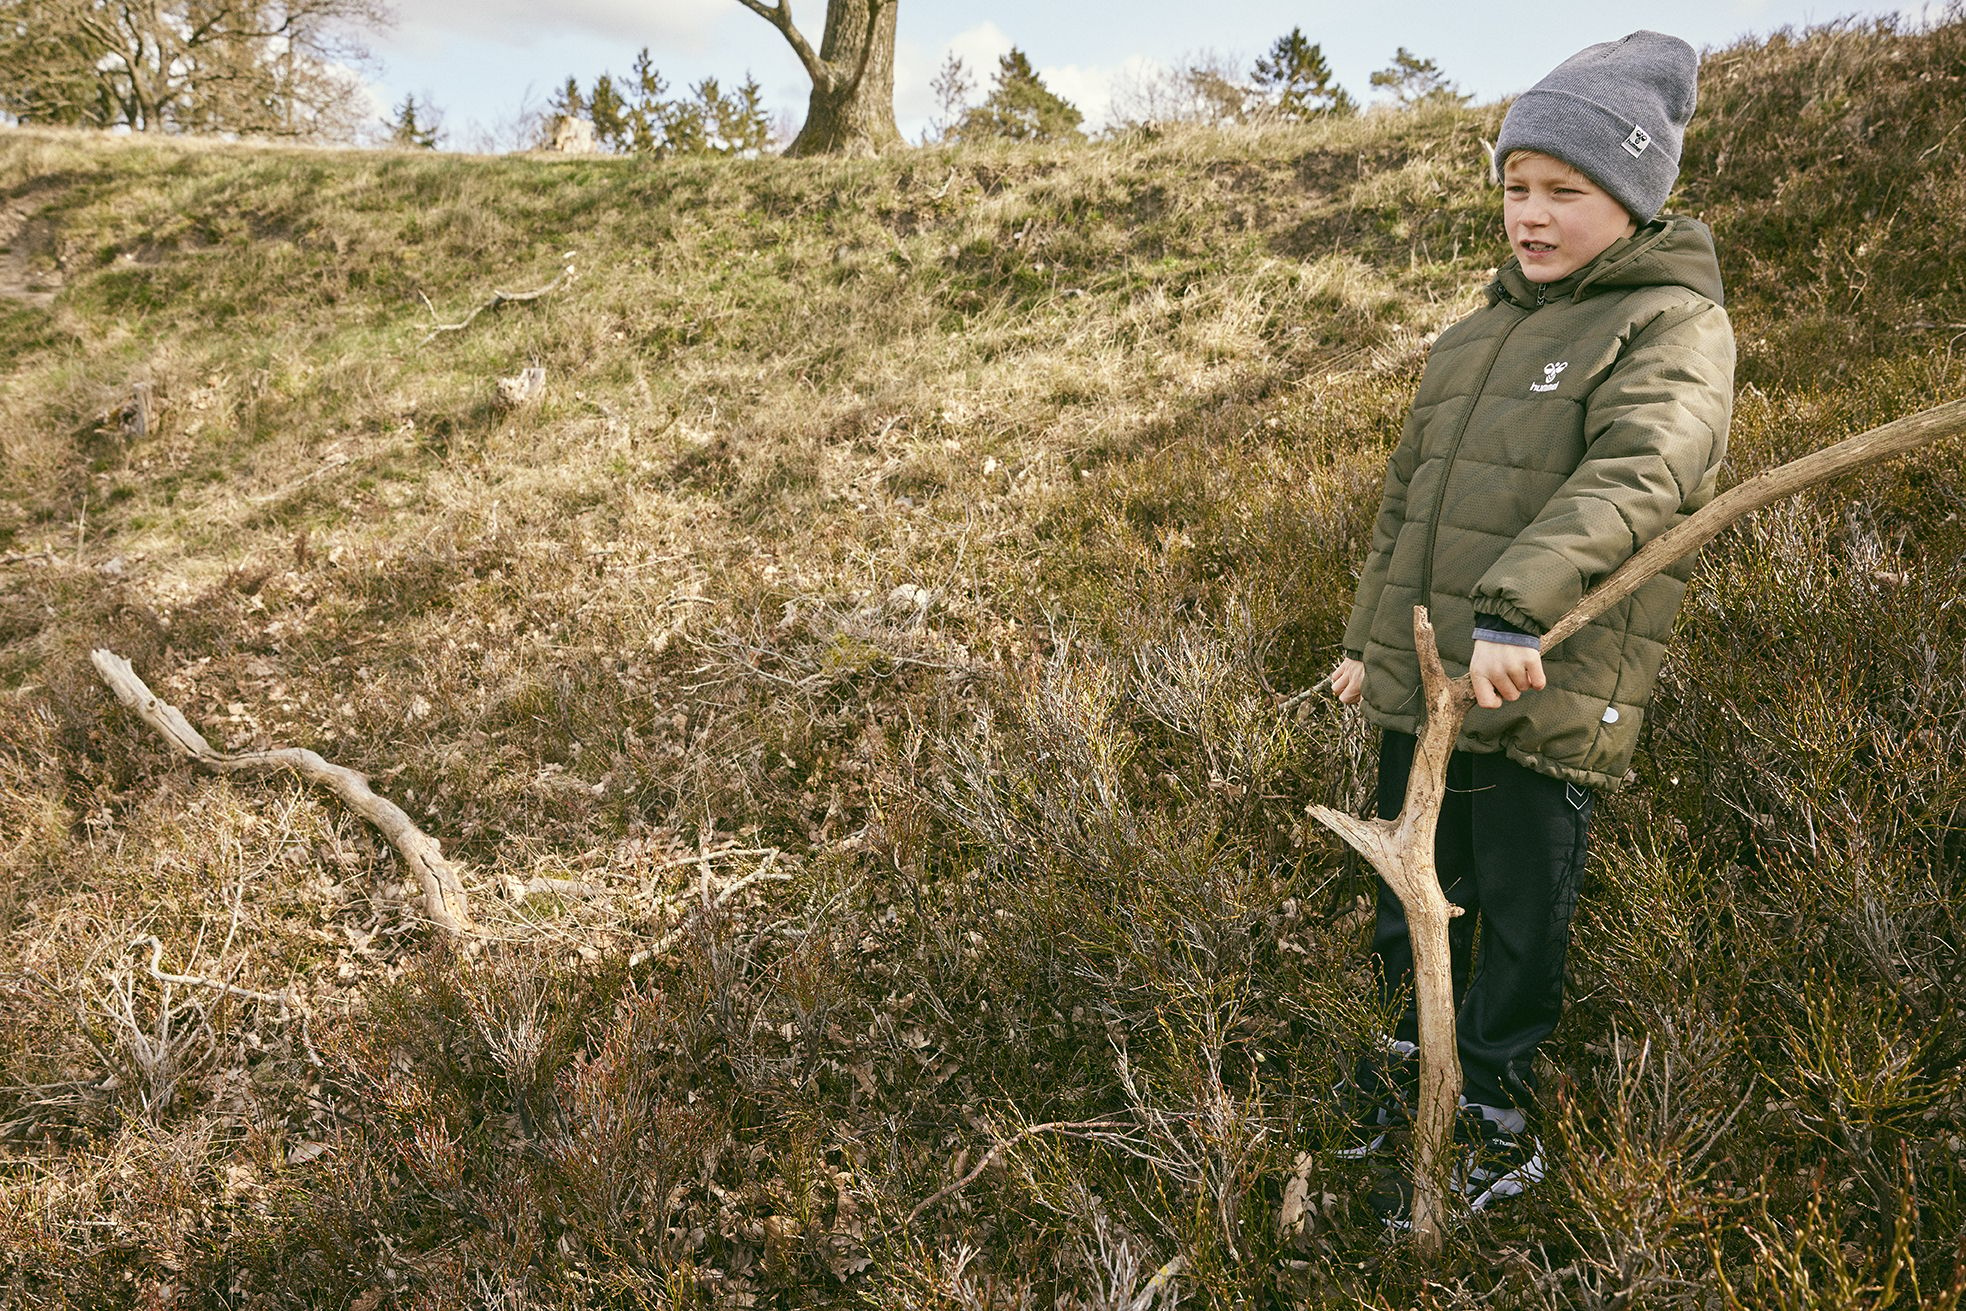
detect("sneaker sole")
[1465,1150,1545,1212]
[1336,1130,1390,1161]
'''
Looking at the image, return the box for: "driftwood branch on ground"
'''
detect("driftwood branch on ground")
[131,933,292,1007]
[90,650,475,942]
[417,265,573,346]
[1310,396,1966,1256]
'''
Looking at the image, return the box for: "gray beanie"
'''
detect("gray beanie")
[1494,31,1699,223]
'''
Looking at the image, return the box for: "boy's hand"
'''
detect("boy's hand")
[1330,657,1366,705]
[1469,640,1545,709]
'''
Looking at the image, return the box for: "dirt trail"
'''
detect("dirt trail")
[0,191,64,307]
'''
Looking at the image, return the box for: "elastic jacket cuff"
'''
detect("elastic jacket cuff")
[1473,611,1542,649]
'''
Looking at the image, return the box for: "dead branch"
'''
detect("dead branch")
[631,850,792,965]
[90,650,475,943]
[1310,607,1469,1246]
[503,875,613,903]
[130,934,291,1007]
[905,1119,1134,1226]
[1540,398,1966,653]
[645,845,782,877]
[417,265,573,346]
[1311,396,1966,1256]
[1130,1256,1186,1311]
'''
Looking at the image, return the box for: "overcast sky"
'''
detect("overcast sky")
[363,1,1942,150]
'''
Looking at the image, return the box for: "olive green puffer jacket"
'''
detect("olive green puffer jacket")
[1342,216,1735,790]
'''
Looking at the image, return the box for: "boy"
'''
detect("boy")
[1328,31,1735,1212]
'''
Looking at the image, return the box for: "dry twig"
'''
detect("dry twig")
[631,850,792,965]
[130,934,291,1008]
[246,452,351,505]
[417,265,573,346]
[906,1118,1135,1225]
[90,650,475,942]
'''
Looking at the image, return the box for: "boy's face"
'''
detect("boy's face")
[1501,151,1639,283]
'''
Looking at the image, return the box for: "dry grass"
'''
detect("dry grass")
[2,11,1964,1307]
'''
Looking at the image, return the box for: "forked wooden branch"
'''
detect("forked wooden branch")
[1310,609,1471,1247]
[1310,396,1966,1255]
[90,650,475,942]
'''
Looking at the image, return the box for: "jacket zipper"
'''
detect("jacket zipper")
[1416,289,1541,611]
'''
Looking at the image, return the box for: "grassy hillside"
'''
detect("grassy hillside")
[2,12,1964,1307]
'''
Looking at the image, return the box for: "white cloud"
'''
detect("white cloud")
[1037,55,1161,132]
[393,0,726,56]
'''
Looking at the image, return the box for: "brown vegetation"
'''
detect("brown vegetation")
[0,11,1963,1307]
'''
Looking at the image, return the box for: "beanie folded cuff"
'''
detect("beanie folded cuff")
[1495,88,1681,222]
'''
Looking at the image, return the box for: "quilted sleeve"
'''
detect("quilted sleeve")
[1343,405,1426,655]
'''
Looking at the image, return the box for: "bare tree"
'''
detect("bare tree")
[731,0,900,156]
[1108,50,1252,129]
[0,0,390,139]
[923,49,972,143]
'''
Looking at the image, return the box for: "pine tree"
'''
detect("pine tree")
[588,74,630,151]
[957,48,1084,142]
[1369,48,1469,108]
[385,93,441,149]
[574,51,772,157]
[699,76,772,156]
[1251,28,1355,120]
[548,76,586,122]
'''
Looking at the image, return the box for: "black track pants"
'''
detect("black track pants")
[1369,728,1593,1110]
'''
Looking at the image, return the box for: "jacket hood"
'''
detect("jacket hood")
[1491,215,1725,308]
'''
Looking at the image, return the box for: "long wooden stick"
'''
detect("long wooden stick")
[90,650,475,942]
[1541,398,1966,652]
[1312,396,1966,1255]
[1312,607,1470,1243]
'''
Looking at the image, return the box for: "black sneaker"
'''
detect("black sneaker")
[1458,1108,1545,1212]
[1366,1107,1543,1229]
[1333,1041,1418,1159]
[1336,1094,1404,1160]
[1364,1158,1414,1226]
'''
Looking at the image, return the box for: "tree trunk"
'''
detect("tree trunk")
[785,0,901,157]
